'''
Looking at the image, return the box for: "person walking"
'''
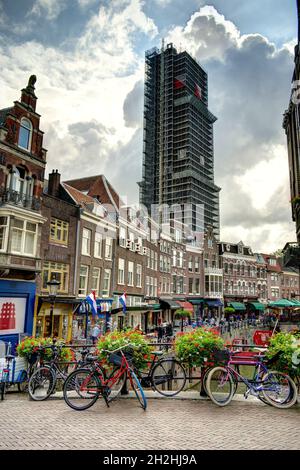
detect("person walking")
[91,323,101,345]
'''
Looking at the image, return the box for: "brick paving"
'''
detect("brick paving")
[0,393,299,450]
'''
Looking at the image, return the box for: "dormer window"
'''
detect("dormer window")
[18,118,32,151]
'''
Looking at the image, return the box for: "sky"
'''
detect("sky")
[0,0,298,253]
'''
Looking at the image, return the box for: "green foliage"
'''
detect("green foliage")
[16,337,73,363]
[266,332,300,378]
[175,309,192,318]
[174,328,225,368]
[97,329,152,370]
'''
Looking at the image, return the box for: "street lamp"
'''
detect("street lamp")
[47,278,61,337]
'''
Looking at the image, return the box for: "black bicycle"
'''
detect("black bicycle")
[28,344,96,401]
[135,350,187,396]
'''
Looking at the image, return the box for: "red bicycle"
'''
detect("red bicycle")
[63,343,147,411]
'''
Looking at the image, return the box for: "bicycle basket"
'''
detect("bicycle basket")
[108,350,134,367]
[211,348,230,364]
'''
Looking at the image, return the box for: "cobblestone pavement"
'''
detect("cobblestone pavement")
[0,393,299,450]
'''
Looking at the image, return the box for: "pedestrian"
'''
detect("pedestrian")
[91,323,101,345]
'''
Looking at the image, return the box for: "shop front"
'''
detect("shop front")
[0,279,36,353]
[159,298,181,326]
[34,296,78,342]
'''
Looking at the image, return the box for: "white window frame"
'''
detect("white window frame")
[118,258,125,285]
[105,237,113,260]
[78,265,89,297]
[91,267,101,296]
[136,264,142,288]
[0,216,9,252]
[128,261,134,287]
[10,218,37,257]
[119,226,126,247]
[18,117,33,152]
[94,232,102,258]
[81,228,91,256]
[102,269,111,297]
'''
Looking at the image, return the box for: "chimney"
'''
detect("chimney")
[48,169,61,197]
[21,75,37,112]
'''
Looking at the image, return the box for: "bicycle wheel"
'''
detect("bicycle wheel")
[261,371,298,409]
[129,370,147,410]
[206,366,235,406]
[63,368,102,411]
[28,367,55,401]
[151,358,186,397]
[17,370,28,393]
[106,367,127,402]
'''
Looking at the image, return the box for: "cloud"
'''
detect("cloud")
[29,0,67,20]
[123,79,144,127]
[163,5,296,251]
[77,0,98,8]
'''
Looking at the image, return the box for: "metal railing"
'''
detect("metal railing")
[0,188,41,211]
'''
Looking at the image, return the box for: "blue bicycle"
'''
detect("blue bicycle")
[206,349,298,409]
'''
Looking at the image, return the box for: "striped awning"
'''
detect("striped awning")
[176,301,194,313]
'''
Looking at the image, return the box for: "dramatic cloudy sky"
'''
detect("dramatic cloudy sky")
[0,0,298,252]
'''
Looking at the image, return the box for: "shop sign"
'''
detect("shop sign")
[0,297,27,335]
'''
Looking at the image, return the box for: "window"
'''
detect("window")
[102,269,111,297]
[128,262,134,286]
[173,250,176,267]
[269,258,277,266]
[105,237,113,259]
[0,217,8,252]
[189,278,193,294]
[42,261,69,293]
[94,232,102,258]
[11,218,37,256]
[146,276,150,296]
[195,257,200,273]
[119,226,126,247]
[18,118,32,151]
[78,265,89,296]
[91,267,101,296]
[195,278,200,294]
[154,252,158,271]
[118,258,125,285]
[50,218,69,245]
[81,228,91,256]
[136,264,142,288]
[188,257,193,272]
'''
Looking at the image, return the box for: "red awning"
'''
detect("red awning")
[177,301,194,313]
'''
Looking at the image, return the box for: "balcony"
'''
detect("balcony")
[204,267,223,276]
[0,188,41,211]
[204,291,223,299]
[283,242,300,268]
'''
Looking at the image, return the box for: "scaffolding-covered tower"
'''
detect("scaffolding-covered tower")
[139,43,220,238]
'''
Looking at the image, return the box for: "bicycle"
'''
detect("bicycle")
[134,349,186,397]
[63,343,147,411]
[205,349,298,408]
[28,344,97,401]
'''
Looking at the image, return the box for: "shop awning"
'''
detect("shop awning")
[290,299,300,306]
[160,299,181,309]
[188,299,204,305]
[204,299,223,308]
[147,303,161,310]
[268,299,295,308]
[248,302,265,311]
[229,302,246,311]
[176,301,194,312]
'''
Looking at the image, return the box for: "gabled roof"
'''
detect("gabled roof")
[62,182,97,207]
[64,174,123,209]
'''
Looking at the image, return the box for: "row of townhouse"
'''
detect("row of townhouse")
[0,78,299,348]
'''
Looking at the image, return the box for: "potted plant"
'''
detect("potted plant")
[97,329,152,370]
[174,309,192,332]
[17,337,73,363]
[174,327,225,368]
